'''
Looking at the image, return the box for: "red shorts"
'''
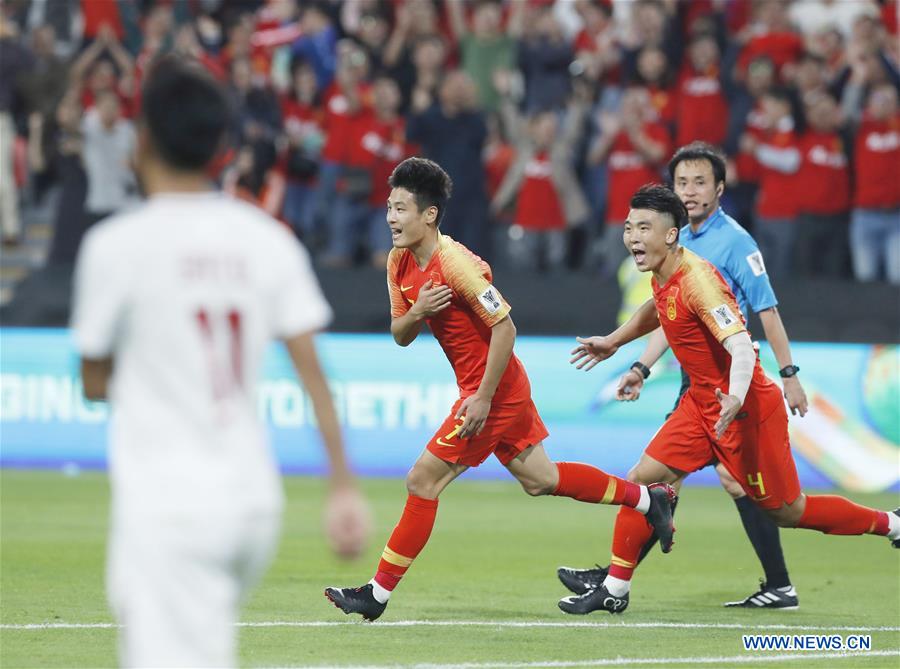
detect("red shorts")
[645,388,801,509]
[426,394,549,467]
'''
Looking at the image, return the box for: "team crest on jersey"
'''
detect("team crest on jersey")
[666,295,677,320]
[429,271,443,286]
[478,285,502,314]
[710,303,738,329]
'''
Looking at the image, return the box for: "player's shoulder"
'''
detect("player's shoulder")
[680,248,722,289]
[437,234,492,282]
[386,246,410,272]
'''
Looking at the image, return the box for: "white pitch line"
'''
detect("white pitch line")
[269,650,900,669]
[2,620,899,632]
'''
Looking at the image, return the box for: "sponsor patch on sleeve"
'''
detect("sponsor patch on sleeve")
[710,303,739,330]
[478,285,503,314]
[746,251,767,277]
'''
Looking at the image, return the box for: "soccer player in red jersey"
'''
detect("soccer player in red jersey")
[559,184,900,615]
[324,158,676,621]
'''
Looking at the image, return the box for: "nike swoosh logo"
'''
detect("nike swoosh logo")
[401,285,413,291]
[436,438,455,447]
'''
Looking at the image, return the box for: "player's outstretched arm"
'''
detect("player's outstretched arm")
[285,331,371,558]
[456,315,516,439]
[571,298,660,371]
[391,279,452,347]
[757,307,808,417]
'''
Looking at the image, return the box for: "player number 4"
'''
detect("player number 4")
[195,308,244,400]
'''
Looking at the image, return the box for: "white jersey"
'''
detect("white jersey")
[72,192,331,517]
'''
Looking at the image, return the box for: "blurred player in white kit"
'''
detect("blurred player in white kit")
[71,56,371,668]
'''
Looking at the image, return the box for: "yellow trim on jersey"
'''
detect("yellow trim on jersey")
[438,234,511,327]
[600,479,618,504]
[680,249,746,342]
[610,555,637,569]
[381,546,414,568]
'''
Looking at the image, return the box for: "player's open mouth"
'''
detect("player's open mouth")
[632,249,646,263]
[390,228,401,240]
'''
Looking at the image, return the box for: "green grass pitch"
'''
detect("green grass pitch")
[1,469,898,668]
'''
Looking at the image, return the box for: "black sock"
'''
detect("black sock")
[734,495,791,589]
[635,497,678,565]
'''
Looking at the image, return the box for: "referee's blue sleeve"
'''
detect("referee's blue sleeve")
[727,236,778,313]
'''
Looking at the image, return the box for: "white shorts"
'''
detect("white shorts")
[107,507,281,668]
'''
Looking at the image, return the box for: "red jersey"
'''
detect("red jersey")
[652,248,779,421]
[320,82,374,164]
[280,97,325,182]
[797,131,850,215]
[387,234,529,401]
[756,125,802,219]
[361,117,412,207]
[606,124,670,224]
[515,152,566,231]
[854,115,900,209]
[675,65,728,148]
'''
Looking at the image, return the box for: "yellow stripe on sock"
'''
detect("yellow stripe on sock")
[610,555,636,569]
[600,479,618,504]
[381,546,414,568]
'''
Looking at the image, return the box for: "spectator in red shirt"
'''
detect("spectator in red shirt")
[280,59,325,245]
[849,83,900,284]
[746,86,803,279]
[490,74,592,271]
[676,34,729,149]
[589,86,670,275]
[795,93,851,278]
[312,40,372,249]
[323,76,408,268]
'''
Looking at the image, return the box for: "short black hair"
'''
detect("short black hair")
[388,157,453,226]
[630,183,688,231]
[140,55,230,170]
[668,141,727,185]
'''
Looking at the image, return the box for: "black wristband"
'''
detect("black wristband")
[779,364,800,378]
[631,361,651,379]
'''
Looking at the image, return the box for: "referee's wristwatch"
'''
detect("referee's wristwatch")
[779,364,800,378]
[630,361,651,379]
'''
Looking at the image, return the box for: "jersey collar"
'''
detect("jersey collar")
[682,207,725,240]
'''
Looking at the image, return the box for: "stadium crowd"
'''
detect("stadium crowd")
[1,0,898,282]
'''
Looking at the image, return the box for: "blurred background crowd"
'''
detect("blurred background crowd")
[1,0,898,303]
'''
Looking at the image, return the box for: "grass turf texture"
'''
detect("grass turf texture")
[1,470,898,668]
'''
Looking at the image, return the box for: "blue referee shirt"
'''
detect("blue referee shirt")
[680,207,778,321]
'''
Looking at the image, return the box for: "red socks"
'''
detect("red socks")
[608,506,655,580]
[797,495,890,536]
[373,494,439,592]
[552,462,642,508]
